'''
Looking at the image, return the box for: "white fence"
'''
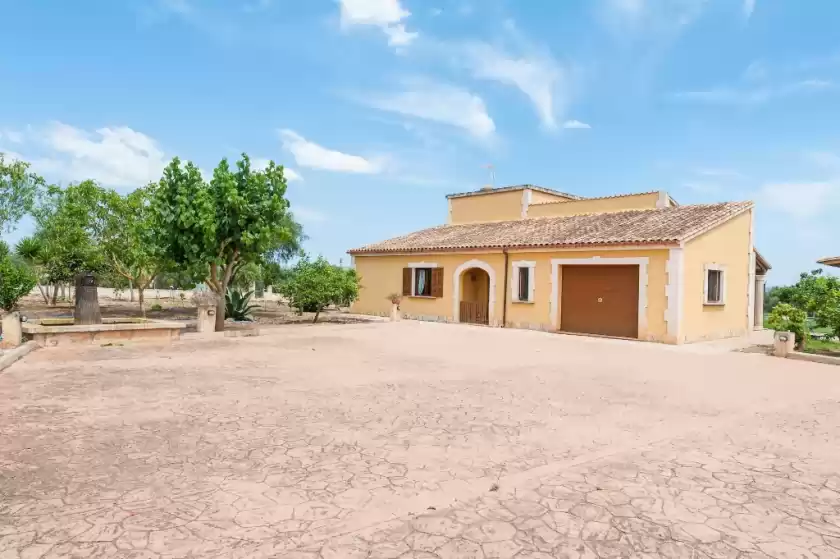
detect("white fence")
[28,285,284,304]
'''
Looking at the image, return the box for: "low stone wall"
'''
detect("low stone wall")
[23,319,186,348]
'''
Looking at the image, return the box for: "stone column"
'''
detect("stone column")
[754,274,766,329]
[196,304,217,334]
[1,312,22,348]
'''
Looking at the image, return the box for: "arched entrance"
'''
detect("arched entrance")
[459,267,490,325]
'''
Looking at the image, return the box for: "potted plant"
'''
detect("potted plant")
[387,293,401,321]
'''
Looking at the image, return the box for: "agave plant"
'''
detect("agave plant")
[225,288,258,321]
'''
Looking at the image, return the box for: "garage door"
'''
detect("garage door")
[560,265,639,339]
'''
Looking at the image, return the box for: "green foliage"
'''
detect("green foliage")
[0,240,8,258]
[278,256,360,322]
[775,270,840,338]
[0,255,37,311]
[225,288,258,321]
[767,303,808,347]
[31,181,109,285]
[152,155,302,330]
[102,185,162,295]
[149,303,163,311]
[0,154,44,232]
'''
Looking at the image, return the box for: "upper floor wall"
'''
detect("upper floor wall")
[528,191,675,219]
[447,186,577,225]
[447,186,677,224]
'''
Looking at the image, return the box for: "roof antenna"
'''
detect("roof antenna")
[482,164,495,191]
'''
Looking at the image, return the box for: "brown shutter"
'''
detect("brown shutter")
[402,268,412,296]
[431,268,444,298]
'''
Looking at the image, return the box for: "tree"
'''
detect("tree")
[766,303,808,348]
[30,181,108,307]
[14,236,50,304]
[0,255,37,312]
[101,186,164,317]
[152,155,302,330]
[278,256,360,323]
[0,154,44,232]
[779,270,840,338]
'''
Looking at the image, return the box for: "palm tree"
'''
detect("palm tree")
[15,236,50,304]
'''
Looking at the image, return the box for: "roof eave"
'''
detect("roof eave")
[348,239,681,255]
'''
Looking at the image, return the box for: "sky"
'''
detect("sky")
[1,0,839,285]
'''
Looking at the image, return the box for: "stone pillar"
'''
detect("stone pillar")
[774,331,795,358]
[390,303,401,322]
[1,312,22,348]
[196,304,217,334]
[754,274,766,329]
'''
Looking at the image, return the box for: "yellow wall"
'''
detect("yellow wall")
[352,247,671,341]
[528,192,662,218]
[681,210,752,343]
[530,190,575,204]
[449,190,524,224]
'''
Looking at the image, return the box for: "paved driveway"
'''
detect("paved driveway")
[1,322,839,559]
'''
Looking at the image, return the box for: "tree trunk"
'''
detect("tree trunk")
[37,284,49,305]
[139,289,146,318]
[51,284,59,306]
[129,279,135,302]
[74,273,102,325]
[60,283,66,300]
[215,296,225,331]
[313,308,320,323]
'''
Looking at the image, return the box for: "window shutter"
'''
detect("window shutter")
[402,268,412,296]
[431,268,444,298]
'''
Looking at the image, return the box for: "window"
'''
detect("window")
[414,268,433,297]
[705,267,725,305]
[518,267,530,302]
[512,261,535,303]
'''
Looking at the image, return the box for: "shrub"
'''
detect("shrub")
[767,303,808,348]
[150,303,163,311]
[386,293,401,305]
[278,256,360,323]
[0,255,37,311]
[225,288,258,321]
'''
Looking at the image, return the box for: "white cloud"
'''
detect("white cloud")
[562,120,591,129]
[602,0,707,32]
[0,129,24,144]
[462,41,565,130]
[279,129,383,174]
[742,60,767,82]
[695,168,746,179]
[251,157,303,182]
[338,0,417,47]
[292,206,328,224]
[758,181,838,219]
[743,0,756,18]
[805,151,840,171]
[672,79,833,105]
[28,122,168,187]
[363,80,495,139]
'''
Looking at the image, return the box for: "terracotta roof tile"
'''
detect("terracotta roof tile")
[349,201,753,254]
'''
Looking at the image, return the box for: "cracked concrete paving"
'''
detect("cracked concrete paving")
[1,321,839,558]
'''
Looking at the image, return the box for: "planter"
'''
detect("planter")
[22,318,186,347]
[0,312,22,349]
[390,303,401,322]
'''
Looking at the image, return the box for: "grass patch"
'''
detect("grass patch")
[803,338,840,356]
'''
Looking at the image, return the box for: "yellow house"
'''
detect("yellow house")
[348,185,771,344]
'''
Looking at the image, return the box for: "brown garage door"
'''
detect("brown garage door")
[560,265,639,339]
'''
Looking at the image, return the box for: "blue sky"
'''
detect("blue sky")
[1,0,839,284]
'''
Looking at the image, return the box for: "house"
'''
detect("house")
[348,185,771,344]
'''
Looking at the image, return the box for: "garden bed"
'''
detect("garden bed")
[802,338,840,358]
[22,318,186,347]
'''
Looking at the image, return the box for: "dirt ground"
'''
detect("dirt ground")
[13,295,364,329]
[1,321,839,559]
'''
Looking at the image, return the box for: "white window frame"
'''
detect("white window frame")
[704,264,727,306]
[408,262,438,297]
[511,261,536,303]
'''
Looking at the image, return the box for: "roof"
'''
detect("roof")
[755,250,772,272]
[446,184,582,200]
[818,256,840,268]
[349,201,753,254]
